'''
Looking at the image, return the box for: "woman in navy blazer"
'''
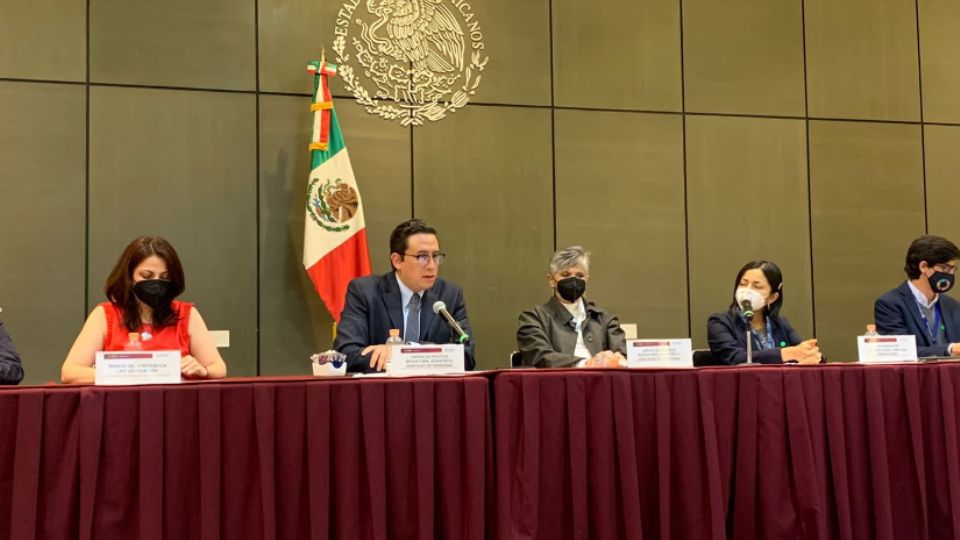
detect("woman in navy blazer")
[707,260,821,365]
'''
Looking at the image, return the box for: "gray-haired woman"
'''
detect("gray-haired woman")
[516,246,626,368]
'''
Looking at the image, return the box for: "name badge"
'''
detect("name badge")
[627,339,693,368]
[387,344,465,376]
[95,350,181,385]
[857,335,918,364]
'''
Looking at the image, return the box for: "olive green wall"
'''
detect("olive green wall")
[1,0,959,383]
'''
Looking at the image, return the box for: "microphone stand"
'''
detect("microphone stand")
[745,313,754,365]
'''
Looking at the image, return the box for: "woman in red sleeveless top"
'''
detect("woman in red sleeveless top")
[61,236,227,384]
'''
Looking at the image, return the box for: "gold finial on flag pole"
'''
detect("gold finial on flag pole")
[321,45,327,64]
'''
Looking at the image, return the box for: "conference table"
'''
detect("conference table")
[495,363,960,540]
[2,363,960,539]
[0,375,492,540]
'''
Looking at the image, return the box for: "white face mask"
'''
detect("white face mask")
[735,287,767,312]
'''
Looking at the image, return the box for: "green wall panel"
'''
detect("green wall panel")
[686,116,812,349]
[810,121,925,361]
[0,82,86,384]
[555,109,687,342]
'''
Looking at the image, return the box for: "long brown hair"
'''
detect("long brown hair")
[104,236,186,331]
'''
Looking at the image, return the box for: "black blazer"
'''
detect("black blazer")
[517,296,626,368]
[0,319,23,384]
[334,272,476,373]
[707,310,803,365]
[874,281,960,358]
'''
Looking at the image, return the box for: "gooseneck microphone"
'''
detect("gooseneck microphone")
[432,301,470,344]
[740,299,755,322]
[734,289,758,364]
[735,288,757,322]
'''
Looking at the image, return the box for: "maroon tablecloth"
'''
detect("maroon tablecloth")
[493,364,960,540]
[0,376,492,540]
[5,365,960,539]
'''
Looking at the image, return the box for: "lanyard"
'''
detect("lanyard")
[750,317,776,351]
[917,301,943,342]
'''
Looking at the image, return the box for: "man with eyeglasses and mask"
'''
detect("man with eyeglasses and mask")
[334,219,476,372]
[875,235,960,358]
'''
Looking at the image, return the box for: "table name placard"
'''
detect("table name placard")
[857,335,918,364]
[626,339,693,368]
[388,344,465,376]
[95,350,181,386]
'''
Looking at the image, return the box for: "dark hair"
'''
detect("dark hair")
[728,260,784,318]
[389,219,438,269]
[104,236,186,332]
[904,235,960,279]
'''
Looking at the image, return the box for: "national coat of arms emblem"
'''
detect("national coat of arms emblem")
[332,0,490,125]
[307,178,361,232]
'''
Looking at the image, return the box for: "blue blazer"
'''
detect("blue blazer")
[707,310,803,365]
[874,281,960,358]
[334,272,476,373]
[0,319,24,384]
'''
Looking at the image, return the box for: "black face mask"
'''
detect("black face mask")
[133,279,177,309]
[555,277,586,303]
[929,271,956,294]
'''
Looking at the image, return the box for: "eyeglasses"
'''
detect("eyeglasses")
[934,263,958,275]
[402,252,446,266]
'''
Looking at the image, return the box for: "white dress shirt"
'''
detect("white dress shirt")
[906,279,952,351]
[560,298,592,367]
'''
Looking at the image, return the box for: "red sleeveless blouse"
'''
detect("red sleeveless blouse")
[100,300,193,357]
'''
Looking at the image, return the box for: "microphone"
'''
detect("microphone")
[735,288,756,322]
[432,301,470,344]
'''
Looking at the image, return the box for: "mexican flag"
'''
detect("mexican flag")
[303,60,371,321]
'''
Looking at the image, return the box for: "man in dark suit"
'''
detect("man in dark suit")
[875,235,960,358]
[334,219,475,372]
[0,316,24,384]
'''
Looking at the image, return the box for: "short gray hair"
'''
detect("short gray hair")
[549,246,591,274]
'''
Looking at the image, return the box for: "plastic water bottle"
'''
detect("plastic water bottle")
[384,329,404,372]
[123,332,143,351]
[386,328,404,346]
[864,324,878,337]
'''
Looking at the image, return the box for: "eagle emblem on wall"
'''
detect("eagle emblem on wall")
[333,0,489,125]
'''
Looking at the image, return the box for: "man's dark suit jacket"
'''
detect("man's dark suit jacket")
[707,310,803,365]
[875,281,960,358]
[0,319,24,384]
[334,272,476,373]
[516,296,626,368]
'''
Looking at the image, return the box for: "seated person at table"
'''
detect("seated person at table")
[708,260,820,365]
[334,219,476,373]
[0,316,24,384]
[61,235,227,384]
[516,246,626,368]
[875,235,960,358]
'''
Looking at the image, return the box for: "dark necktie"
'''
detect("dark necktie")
[405,294,421,343]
